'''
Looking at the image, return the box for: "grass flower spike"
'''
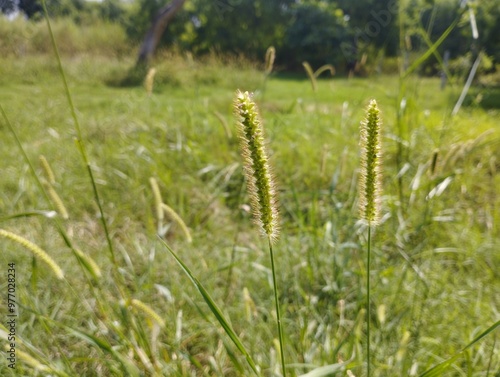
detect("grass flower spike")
[149,177,164,225]
[0,229,64,279]
[130,299,166,328]
[39,155,56,185]
[234,90,279,241]
[235,90,286,376]
[144,67,157,97]
[359,99,382,225]
[161,203,192,243]
[358,99,383,377]
[265,46,276,75]
[44,182,69,219]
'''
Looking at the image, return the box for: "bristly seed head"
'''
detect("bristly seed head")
[234,90,279,241]
[359,99,382,226]
[265,46,276,75]
[0,229,64,279]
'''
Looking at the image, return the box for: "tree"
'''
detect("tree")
[0,0,87,20]
[0,0,17,15]
[178,0,295,57]
[136,0,186,66]
[337,0,399,58]
[281,1,348,69]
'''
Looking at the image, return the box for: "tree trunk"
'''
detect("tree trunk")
[136,0,187,67]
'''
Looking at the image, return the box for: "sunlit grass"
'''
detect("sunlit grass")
[0,50,499,376]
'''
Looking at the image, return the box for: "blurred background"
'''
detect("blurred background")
[1,0,499,80]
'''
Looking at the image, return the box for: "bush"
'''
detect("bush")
[0,16,130,57]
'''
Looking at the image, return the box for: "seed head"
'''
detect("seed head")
[359,99,382,225]
[265,46,276,75]
[44,182,69,219]
[149,177,164,224]
[144,67,157,97]
[130,299,166,328]
[39,155,56,185]
[161,203,192,243]
[234,90,279,241]
[74,248,102,279]
[0,229,64,279]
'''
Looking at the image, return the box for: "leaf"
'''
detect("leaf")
[403,7,466,79]
[297,362,347,377]
[159,237,261,376]
[0,211,58,222]
[66,326,142,377]
[419,320,500,377]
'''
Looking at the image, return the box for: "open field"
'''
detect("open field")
[1,53,499,376]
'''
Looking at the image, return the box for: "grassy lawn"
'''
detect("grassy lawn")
[0,53,499,376]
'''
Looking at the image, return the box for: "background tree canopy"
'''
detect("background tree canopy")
[2,0,499,73]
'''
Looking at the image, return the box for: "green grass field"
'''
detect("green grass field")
[1,52,499,376]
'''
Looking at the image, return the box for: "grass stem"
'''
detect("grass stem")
[268,236,286,377]
[42,0,117,267]
[367,224,372,377]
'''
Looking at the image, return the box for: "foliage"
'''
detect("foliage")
[281,1,348,69]
[1,0,128,22]
[0,16,129,57]
[2,0,500,73]
[1,2,500,375]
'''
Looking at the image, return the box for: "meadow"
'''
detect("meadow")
[0,39,499,376]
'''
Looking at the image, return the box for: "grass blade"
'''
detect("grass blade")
[158,237,260,376]
[403,8,465,79]
[419,320,500,377]
[0,211,57,222]
[452,52,482,116]
[297,362,348,377]
[42,0,116,266]
[65,326,141,377]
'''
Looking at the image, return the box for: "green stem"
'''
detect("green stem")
[367,225,372,377]
[41,0,116,267]
[268,237,286,377]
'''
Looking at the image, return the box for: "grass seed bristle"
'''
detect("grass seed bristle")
[161,203,192,243]
[234,90,279,241]
[144,67,157,97]
[39,155,56,185]
[265,46,276,75]
[44,182,69,219]
[149,177,164,225]
[358,99,383,225]
[74,248,102,278]
[130,299,165,328]
[0,229,64,279]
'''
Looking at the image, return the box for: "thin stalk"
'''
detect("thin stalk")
[485,335,496,377]
[366,224,372,377]
[41,0,116,267]
[268,237,286,377]
[224,176,247,302]
[261,73,270,102]
[1,105,124,330]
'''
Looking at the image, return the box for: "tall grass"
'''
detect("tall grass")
[234,90,284,376]
[358,99,383,377]
[0,5,499,377]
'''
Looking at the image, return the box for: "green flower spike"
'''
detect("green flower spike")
[359,99,383,226]
[234,90,279,242]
